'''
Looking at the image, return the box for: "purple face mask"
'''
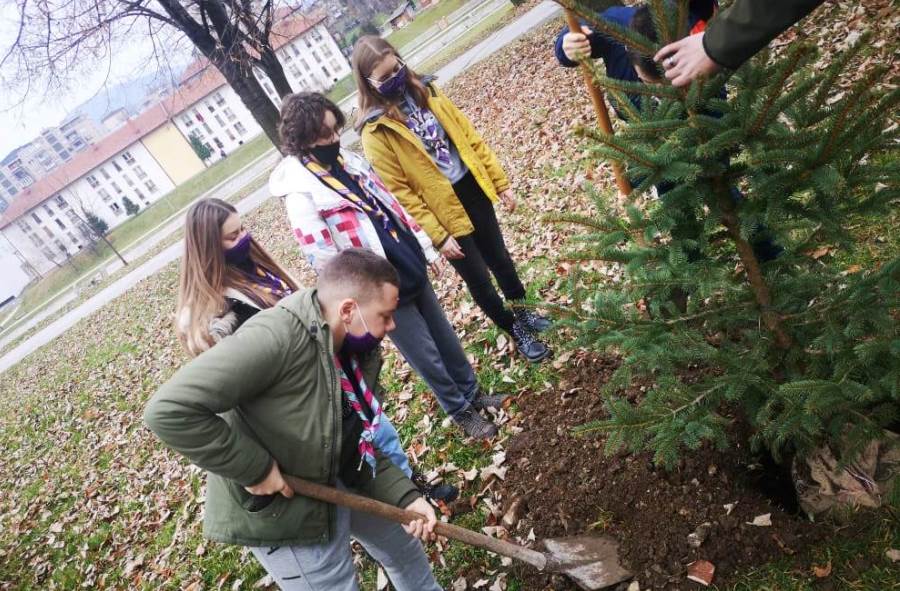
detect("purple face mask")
[376,64,408,97]
[224,232,252,265]
[341,305,382,354]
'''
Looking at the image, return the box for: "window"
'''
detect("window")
[121,151,135,165]
[99,167,110,180]
[98,188,112,202]
[330,59,340,71]
[323,45,334,58]
[223,107,236,121]
[234,122,247,136]
[214,114,225,127]
[55,239,66,253]
[312,50,321,61]
[207,103,216,113]
[66,209,79,223]
[86,175,99,188]
[291,43,300,57]
[321,65,330,76]
[289,64,302,78]
[225,128,236,141]
[300,58,310,72]
[43,226,54,239]
[29,233,44,247]
[213,137,224,148]
[111,181,123,194]
[17,220,31,232]
[283,52,293,63]
[41,247,55,259]
[182,115,194,128]
[203,123,213,135]
[43,204,53,216]
[135,188,147,203]
[122,174,134,187]
[304,37,312,49]
[54,195,67,208]
[112,161,122,172]
[213,91,225,106]
[55,218,66,230]
[67,231,78,244]
[311,28,322,42]
[262,81,274,95]
[31,212,42,224]
[133,165,147,180]
[109,202,122,216]
[144,180,158,193]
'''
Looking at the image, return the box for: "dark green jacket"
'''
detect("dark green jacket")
[703,0,825,69]
[144,288,419,547]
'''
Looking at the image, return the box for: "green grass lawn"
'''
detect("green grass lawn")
[385,0,471,50]
[5,135,275,329]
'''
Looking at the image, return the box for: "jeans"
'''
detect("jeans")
[372,416,412,477]
[448,172,527,333]
[250,481,441,591]
[388,283,480,418]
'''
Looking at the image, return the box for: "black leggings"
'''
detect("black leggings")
[448,173,526,333]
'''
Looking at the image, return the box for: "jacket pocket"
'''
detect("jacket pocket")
[227,478,287,518]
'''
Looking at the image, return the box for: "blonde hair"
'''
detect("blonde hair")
[176,198,300,357]
[351,35,430,129]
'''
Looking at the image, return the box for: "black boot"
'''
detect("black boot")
[510,321,550,363]
[412,471,459,503]
[512,305,552,332]
[470,389,508,411]
[453,406,499,439]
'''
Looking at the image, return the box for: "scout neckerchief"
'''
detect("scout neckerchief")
[334,353,384,476]
[403,94,452,167]
[247,265,293,299]
[302,155,399,242]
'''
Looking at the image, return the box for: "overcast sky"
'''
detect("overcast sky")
[0,3,192,158]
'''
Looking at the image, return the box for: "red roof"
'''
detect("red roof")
[0,11,326,230]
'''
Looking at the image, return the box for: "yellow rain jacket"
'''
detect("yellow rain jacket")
[359,80,510,247]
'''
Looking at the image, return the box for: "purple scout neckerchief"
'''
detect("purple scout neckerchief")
[403,95,452,167]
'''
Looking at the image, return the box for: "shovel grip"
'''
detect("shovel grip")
[283,474,548,570]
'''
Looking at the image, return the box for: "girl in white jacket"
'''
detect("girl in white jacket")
[271,92,504,440]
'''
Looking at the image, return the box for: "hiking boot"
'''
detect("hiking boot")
[512,306,553,333]
[412,471,459,504]
[453,406,499,439]
[511,321,551,363]
[470,389,508,412]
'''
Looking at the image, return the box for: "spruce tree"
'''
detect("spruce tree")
[122,197,140,216]
[189,132,212,162]
[84,211,109,237]
[552,0,900,469]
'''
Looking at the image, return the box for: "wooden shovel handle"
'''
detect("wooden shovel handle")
[563,8,632,197]
[283,474,548,570]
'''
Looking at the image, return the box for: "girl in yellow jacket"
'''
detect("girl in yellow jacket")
[352,36,551,363]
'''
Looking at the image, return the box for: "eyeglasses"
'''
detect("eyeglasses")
[367,59,405,86]
[313,121,344,145]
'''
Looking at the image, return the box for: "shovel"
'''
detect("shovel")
[281,474,631,590]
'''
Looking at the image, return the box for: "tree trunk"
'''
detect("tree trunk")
[216,58,283,150]
[259,48,294,98]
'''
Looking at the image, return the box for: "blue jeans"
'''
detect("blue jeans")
[373,416,412,478]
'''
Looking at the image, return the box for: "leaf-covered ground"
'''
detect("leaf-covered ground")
[1,3,898,590]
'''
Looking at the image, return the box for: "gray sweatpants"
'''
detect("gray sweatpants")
[388,284,479,418]
[249,484,441,591]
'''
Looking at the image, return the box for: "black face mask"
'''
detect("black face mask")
[309,141,341,166]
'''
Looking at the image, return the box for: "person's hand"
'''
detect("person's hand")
[498,188,516,213]
[245,462,294,498]
[429,259,445,278]
[439,236,465,260]
[402,497,438,542]
[562,27,593,62]
[655,32,721,88]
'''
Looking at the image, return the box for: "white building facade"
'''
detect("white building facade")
[1,141,175,275]
[171,87,263,166]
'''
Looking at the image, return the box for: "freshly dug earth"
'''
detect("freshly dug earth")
[499,352,828,590]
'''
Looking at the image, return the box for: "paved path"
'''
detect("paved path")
[0,0,564,375]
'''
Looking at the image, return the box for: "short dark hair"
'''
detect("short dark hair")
[318,249,400,301]
[278,92,347,157]
[629,5,665,81]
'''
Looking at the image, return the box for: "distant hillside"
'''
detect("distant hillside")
[72,73,176,123]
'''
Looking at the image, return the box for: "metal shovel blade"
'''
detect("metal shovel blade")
[541,535,631,590]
